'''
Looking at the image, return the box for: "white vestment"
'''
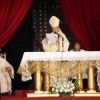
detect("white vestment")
[69,49,88,79]
[42,31,69,52]
[0,57,14,93]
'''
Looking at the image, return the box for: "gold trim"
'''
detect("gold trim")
[26,93,59,97]
[34,91,43,93]
[87,90,96,93]
[17,60,90,78]
[74,92,100,97]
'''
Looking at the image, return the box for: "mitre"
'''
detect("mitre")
[49,16,60,28]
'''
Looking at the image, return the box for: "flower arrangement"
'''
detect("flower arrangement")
[50,78,80,97]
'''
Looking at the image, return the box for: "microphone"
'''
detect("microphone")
[54,32,62,37]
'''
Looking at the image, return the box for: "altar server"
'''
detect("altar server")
[69,42,88,89]
[0,57,14,94]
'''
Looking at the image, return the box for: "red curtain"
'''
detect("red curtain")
[0,0,33,48]
[59,0,100,51]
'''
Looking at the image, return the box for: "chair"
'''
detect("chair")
[37,43,44,52]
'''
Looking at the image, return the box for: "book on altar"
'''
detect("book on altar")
[46,33,56,44]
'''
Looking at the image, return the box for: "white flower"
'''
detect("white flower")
[72,86,75,90]
[52,88,55,92]
[53,84,56,87]
[60,89,63,92]
[57,82,60,85]
[68,81,72,84]
[71,90,73,93]
[70,88,73,91]
[70,83,74,87]
[67,89,70,92]
[61,87,64,90]
[63,85,66,87]
[66,84,69,88]
[57,84,61,88]
[56,89,58,93]
[64,89,68,92]
[50,83,53,87]
[51,78,79,94]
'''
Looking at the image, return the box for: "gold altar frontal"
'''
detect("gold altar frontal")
[26,60,100,97]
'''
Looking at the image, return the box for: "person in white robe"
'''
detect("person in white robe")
[41,16,70,86]
[69,42,88,89]
[96,66,100,91]
[0,57,14,94]
[42,16,69,52]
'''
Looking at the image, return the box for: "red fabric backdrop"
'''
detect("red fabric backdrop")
[0,0,33,48]
[59,0,100,51]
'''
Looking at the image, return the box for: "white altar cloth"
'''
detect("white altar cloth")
[21,51,100,62]
[19,52,100,81]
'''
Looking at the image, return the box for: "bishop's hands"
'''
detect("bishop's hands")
[6,67,11,72]
[56,41,59,44]
[45,37,49,42]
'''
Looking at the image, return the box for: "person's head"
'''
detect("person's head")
[74,42,81,51]
[52,26,59,33]
[49,16,60,33]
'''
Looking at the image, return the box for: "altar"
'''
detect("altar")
[17,52,100,97]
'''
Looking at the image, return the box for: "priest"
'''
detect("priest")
[42,16,69,52]
[0,57,14,94]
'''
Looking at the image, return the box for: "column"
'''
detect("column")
[87,60,96,93]
[34,61,42,93]
[44,72,50,93]
[77,61,84,93]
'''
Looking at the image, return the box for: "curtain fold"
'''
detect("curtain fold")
[0,0,33,48]
[59,0,100,51]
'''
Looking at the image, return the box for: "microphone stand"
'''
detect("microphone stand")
[58,34,60,52]
[54,32,60,52]
[62,37,64,52]
[56,33,64,52]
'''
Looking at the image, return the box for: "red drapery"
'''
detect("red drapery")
[0,0,33,48]
[59,0,100,51]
